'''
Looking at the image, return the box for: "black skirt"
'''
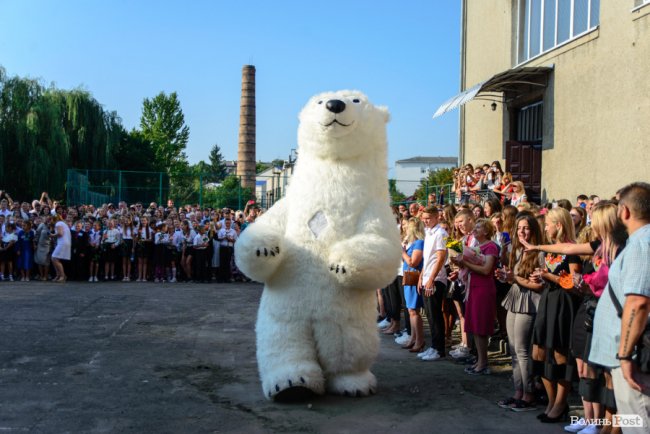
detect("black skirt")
[532,285,580,382]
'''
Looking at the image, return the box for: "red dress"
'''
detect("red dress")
[464,241,499,336]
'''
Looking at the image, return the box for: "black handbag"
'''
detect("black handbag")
[584,298,598,332]
[608,283,650,373]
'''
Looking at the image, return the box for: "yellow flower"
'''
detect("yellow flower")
[445,237,463,253]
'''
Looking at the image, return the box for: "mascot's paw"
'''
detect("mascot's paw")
[327,244,360,287]
[263,372,325,402]
[235,229,283,282]
[327,370,377,397]
[329,263,348,275]
[258,245,280,257]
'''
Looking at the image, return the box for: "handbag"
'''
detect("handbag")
[608,282,650,373]
[583,297,598,332]
[403,269,420,287]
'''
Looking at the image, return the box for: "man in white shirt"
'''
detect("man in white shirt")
[418,206,448,361]
[217,218,238,282]
[0,199,13,218]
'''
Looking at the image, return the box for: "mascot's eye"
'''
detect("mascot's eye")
[318,100,323,104]
[352,99,360,103]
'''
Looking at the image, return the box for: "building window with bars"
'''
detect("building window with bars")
[517,102,544,142]
[517,0,600,65]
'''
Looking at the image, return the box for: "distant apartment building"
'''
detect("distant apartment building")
[394,156,458,197]
[434,0,650,202]
[224,160,238,176]
[255,161,296,209]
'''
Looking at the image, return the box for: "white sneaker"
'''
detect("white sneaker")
[421,350,442,361]
[577,424,599,434]
[170,278,177,283]
[154,278,160,283]
[8,275,13,281]
[417,347,435,358]
[564,418,587,433]
[89,277,94,282]
[377,318,391,329]
[395,334,411,345]
[450,346,470,359]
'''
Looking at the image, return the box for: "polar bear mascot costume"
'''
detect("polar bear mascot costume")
[235,90,401,401]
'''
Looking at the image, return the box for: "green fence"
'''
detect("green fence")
[66,169,294,211]
[67,169,173,207]
[66,168,453,210]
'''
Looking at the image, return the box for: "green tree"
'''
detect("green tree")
[140,91,189,175]
[203,174,254,210]
[413,167,455,202]
[0,68,122,201]
[256,161,270,173]
[388,179,406,204]
[207,143,227,182]
[114,129,157,172]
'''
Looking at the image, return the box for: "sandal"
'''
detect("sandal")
[497,397,517,409]
[510,399,537,412]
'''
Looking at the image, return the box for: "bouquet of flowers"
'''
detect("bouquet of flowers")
[445,237,463,257]
[454,244,487,287]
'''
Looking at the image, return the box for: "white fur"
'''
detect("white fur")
[235,90,401,400]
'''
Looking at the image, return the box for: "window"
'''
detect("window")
[517,0,600,64]
[516,102,544,142]
[634,0,650,8]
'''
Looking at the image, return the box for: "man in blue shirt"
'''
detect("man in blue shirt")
[590,182,650,432]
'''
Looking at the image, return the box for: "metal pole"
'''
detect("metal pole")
[118,171,122,204]
[238,176,242,210]
[199,173,203,208]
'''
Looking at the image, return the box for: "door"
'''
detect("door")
[506,141,542,204]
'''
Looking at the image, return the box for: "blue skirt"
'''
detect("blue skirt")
[403,285,422,310]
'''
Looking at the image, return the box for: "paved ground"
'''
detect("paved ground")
[0,281,576,433]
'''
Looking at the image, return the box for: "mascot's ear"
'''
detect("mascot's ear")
[376,105,390,124]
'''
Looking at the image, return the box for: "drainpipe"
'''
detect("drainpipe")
[459,0,467,166]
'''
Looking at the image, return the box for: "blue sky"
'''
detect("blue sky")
[0,0,461,174]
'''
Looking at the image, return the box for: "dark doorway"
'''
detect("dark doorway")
[506,101,543,203]
[506,141,542,204]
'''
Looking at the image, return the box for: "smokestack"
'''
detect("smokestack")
[237,65,256,190]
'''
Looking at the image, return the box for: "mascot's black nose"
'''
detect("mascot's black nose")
[326,99,346,114]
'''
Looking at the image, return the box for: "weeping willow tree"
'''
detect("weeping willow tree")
[0,67,122,200]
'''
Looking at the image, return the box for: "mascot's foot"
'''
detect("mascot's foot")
[263,371,325,402]
[327,370,377,397]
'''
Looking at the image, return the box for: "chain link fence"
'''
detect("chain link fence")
[66,169,453,210]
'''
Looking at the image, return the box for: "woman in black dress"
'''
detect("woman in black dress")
[530,207,581,423]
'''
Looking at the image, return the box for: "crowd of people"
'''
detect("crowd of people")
[453,160,536,206]
[378,178,649,434]
[2,174,648,433]
[0,190,261,284]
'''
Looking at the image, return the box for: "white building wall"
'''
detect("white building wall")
[395,162,456,196]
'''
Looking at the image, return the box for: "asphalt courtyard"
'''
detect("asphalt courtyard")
[0,281,575,433]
